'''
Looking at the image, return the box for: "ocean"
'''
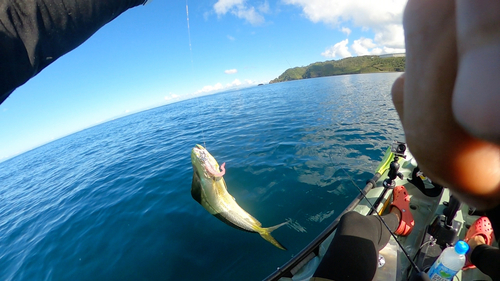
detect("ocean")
[0,73,404,281]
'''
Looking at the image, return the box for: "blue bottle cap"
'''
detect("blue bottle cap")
[454,240,470,255]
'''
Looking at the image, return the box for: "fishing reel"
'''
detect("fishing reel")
[383,141,407,189]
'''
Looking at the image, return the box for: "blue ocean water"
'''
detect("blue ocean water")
[0,73,404,281]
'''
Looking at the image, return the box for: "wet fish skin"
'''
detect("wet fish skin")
[191,144,287,250]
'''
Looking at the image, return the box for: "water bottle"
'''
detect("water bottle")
[427,240,469,281]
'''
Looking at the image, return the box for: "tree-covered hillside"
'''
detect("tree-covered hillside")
[270,55,405,83]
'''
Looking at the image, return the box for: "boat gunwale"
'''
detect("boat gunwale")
[263,172,385,281]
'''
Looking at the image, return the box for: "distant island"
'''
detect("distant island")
[269,54,405,84]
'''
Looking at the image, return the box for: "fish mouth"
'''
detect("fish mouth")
[191,144,226,178]
[192,144,207,162]
[193,144,204,153]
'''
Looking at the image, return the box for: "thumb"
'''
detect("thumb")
[391,73,405,125]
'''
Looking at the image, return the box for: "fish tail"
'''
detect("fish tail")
[259,222,288,251]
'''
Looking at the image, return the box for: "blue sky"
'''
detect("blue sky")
[0,0,407,161]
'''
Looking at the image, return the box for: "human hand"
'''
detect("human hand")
[392,0,500,209]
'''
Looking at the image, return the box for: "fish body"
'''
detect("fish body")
[191,144,287,250]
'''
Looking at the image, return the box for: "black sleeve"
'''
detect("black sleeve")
[0,0,146,103]
[470,244,500,280]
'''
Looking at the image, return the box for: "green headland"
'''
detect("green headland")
[270,54,405,84]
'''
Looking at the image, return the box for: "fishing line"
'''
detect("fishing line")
[329,154,423,275]
[339,166,423,274]
[185,0,206,148]
[185,1,193,66]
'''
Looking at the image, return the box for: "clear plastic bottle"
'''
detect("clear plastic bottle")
[427,240,469,281]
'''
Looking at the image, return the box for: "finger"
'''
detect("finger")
[403,0,500,208]
[453,1,500,144]
[403,0,459,166]
[391,73,405,125]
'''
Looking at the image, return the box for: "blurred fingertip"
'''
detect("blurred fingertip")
[391,73,405,124]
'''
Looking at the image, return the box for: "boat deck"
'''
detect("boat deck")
[272,150,494,281]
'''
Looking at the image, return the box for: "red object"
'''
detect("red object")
[391,185,415,236]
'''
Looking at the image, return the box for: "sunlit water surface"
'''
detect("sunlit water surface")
[0,73,404,280]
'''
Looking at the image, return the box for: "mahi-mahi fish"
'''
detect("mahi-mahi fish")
[191,144,287,250]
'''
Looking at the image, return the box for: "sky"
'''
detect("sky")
[0,0,407,161]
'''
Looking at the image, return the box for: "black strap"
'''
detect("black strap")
[408,167,443,197]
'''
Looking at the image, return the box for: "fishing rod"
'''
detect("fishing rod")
[332,148,430,281]
[340,166,429,280]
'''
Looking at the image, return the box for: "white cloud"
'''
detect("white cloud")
[381,46,405,54]
[227,35,236,41]
[283,0,406,51]
[341,27,351,36]
[225,69,238,74]
[164,93,181,101]
[197,83,224,94]
[323,37,405,59]
[321,39,352,59]
[196,79,257,95]
[214,0,243,15]
[213,0,267,25]
[351,37,377,56]
[283,0,405,28]
[258,1,270,13]
[227,79,242,87]
[370,48,383,55]
[373,24,405,49]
